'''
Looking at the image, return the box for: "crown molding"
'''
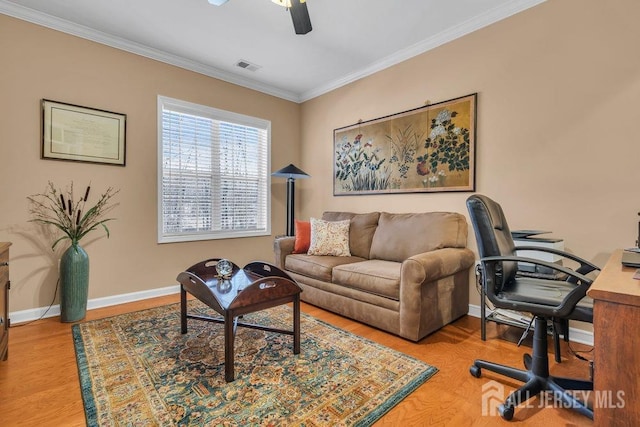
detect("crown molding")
[0,0,301,102]
[1,0,545,104]
[298,0,547,102]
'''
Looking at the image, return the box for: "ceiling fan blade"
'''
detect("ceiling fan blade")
[289,0,312,35]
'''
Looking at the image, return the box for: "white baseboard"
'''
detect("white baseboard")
[467,304,593,346]
[9,284,180,325]
[9,293,595,347]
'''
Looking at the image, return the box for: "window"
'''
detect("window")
[157,96,271,243]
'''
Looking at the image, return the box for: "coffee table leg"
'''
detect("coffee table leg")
[180,285,187,334]
[224,312,235,382]
[293,295,300,354]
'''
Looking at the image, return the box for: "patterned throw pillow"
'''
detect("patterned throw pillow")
[307,218,351,256]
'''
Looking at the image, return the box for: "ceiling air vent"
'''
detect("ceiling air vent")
[235,60,261,72]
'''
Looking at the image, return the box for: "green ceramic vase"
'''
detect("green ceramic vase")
[60,243,89,322]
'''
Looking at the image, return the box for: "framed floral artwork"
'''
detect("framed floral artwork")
[334,93,477,195]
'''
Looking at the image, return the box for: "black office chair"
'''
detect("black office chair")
[466,194,599,420]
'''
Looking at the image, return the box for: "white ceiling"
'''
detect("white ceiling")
[1,0,545,102]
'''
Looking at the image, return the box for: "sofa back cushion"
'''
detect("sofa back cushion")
[369,212,468,262]
[322,211,380,259]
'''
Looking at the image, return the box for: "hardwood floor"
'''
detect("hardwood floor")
[0,295,594,426]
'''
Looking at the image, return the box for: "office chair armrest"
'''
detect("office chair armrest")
[481,255,593,285]
[513,246,600,274]
[490,285,590,318]
[481,255,593,317]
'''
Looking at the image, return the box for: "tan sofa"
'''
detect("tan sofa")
[273,211,475,341]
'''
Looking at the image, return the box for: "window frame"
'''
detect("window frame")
[157,95,271,243]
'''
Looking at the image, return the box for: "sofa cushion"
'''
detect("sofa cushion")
[285,254,366,282]
[308,218,351,256]
[322,211,380,259]
[332,260,401,300]
[370,212,468,262]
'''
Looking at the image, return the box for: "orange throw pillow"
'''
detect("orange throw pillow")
[293,220,311,253]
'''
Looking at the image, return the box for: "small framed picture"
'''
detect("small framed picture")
[42,99,126,166]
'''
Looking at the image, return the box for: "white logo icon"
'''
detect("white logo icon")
[481,380,504,416]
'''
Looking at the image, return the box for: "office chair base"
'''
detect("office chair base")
[470,317,593,421]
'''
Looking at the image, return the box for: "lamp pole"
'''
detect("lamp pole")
[285,177,295,236]
[272,163,310,237]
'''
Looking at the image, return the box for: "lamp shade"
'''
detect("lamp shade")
[271,164,310,180]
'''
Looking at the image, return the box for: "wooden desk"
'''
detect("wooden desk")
[0,242,10,361]
[587,249,640,426]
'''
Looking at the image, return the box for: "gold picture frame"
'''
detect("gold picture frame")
[334,93,476,195]
[42,99,126,166]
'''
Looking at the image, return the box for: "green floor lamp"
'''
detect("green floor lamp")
[272,163,310,236]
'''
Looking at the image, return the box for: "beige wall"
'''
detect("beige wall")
[299,0,640,307]
[3,0,640,317]
[0,15,301,313]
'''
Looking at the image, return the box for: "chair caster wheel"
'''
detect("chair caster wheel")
[470,365,481,378]
[499,403,514,420]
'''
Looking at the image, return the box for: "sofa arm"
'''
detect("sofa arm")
[273,236,295,269]
[402,247,476,284]
[399,247,475,341]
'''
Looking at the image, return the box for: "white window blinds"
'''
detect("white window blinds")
[158,96,271,243]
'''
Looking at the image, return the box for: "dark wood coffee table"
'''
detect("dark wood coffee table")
[177,259,302,382]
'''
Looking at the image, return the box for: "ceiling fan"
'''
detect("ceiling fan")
[207,0,312,35]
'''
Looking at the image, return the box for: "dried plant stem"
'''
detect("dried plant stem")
[27,181,119,250]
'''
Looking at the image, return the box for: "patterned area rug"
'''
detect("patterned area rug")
[72,301,437,426]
